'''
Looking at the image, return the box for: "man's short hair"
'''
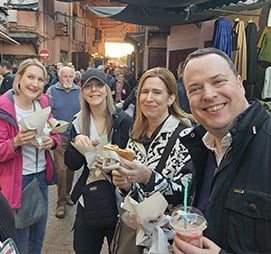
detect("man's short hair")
[183,47,239,77]
[0,60,12,69]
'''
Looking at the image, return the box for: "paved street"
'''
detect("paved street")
[42,169,109,254]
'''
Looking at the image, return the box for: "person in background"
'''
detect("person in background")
[64,68,133,254]
[47,66,81,219]
[0,60,15,95]
[111,67,131,105]
[49,62,63,86]
[122,85,137,118]
[111,67,194,253]
[0,58,60,254]
[74,71,82,87]
[104,66,115,89]
[176,61,191,113]
[173,47,271,254]
[123,66,137,91]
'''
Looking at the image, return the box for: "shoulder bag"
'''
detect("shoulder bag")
[110,123,185,254]
[13,177,46,229]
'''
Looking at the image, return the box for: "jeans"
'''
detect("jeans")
[15,171,48,254]
[54,137,74,207]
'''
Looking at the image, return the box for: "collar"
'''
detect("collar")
[203,131,232,166]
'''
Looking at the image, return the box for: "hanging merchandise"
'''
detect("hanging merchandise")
[258,31,271,64]
[233,19,247,80]
[257,5,271,63]
[212,17,232,58]
[261,66,271,100]
[245,20,258,85]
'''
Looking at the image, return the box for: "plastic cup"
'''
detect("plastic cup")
[170,206,207,248]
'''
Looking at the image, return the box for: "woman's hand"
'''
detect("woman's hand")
[13,128,37,149]
[74,134,98,147]
[117,157,152,185]
[40,136,55,150]
[112,169,132,192]
[172,235,221,254]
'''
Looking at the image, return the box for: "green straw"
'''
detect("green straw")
[183,177,188,229]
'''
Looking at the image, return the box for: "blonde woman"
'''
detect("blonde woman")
[0,58,60,254]
[111,67,194,254]
[64,68,133,254]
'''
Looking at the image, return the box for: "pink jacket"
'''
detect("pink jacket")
[0,90,60,209]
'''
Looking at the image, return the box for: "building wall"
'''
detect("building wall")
[167,20,214,66]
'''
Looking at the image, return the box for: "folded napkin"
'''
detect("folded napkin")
[122,192,171,254]
[71,134,121,176]
[19,107,51,146]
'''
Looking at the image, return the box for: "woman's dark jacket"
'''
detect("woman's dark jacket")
[0,191,16,245]
[182,100,271,254]
[64,108,133,203]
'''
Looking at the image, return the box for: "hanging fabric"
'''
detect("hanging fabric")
[258,31,271,64]
[212,17,232,58]
[261,66,271,100]
[233,19,247,80]
[245,20,258,85]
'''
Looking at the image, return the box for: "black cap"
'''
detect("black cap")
[81,68,106,87]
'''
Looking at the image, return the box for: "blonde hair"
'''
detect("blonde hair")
[13,58,47,99]
[132,67,194,140]
[80,82,115,140]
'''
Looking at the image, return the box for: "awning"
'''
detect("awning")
[8,32,39,52]
[8,0,39,10]
[85,0,271,26]
[111,0,243,8]
[0,31,20,45]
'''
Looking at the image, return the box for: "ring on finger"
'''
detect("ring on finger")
[128,175,131,179]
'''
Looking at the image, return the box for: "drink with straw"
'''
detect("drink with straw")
[170,177,207,248]
[170,206,207,248]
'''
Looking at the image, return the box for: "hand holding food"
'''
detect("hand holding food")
[103,144,135,161]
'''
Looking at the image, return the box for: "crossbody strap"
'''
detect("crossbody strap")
[155,123,185,173]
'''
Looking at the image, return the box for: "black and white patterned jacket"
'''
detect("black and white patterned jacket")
[127,115,193,207]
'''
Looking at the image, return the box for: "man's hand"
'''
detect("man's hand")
[172,235,221,254]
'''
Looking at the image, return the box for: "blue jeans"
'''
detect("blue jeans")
[15,171,48,254]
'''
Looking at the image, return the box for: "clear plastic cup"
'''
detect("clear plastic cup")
[120,210,140,230]
[170,206,207,248]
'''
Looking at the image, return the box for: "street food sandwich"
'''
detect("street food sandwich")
[103,144,135,161]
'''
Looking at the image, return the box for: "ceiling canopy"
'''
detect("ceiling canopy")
[85,0,271,26]
[112,0,243,8]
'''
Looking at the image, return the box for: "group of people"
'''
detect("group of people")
[0,47,270,254]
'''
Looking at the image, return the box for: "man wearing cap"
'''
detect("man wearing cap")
[47,66,81,218]
[0,60,15,95]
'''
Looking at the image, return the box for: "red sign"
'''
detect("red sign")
[39,49,51,61]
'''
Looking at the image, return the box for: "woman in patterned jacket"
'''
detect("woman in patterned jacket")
[111,67,194,253]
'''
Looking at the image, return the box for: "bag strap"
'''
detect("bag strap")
[155,123,185,173]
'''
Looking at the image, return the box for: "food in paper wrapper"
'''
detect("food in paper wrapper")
[48,118,69,133]
[103,144,135,161]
